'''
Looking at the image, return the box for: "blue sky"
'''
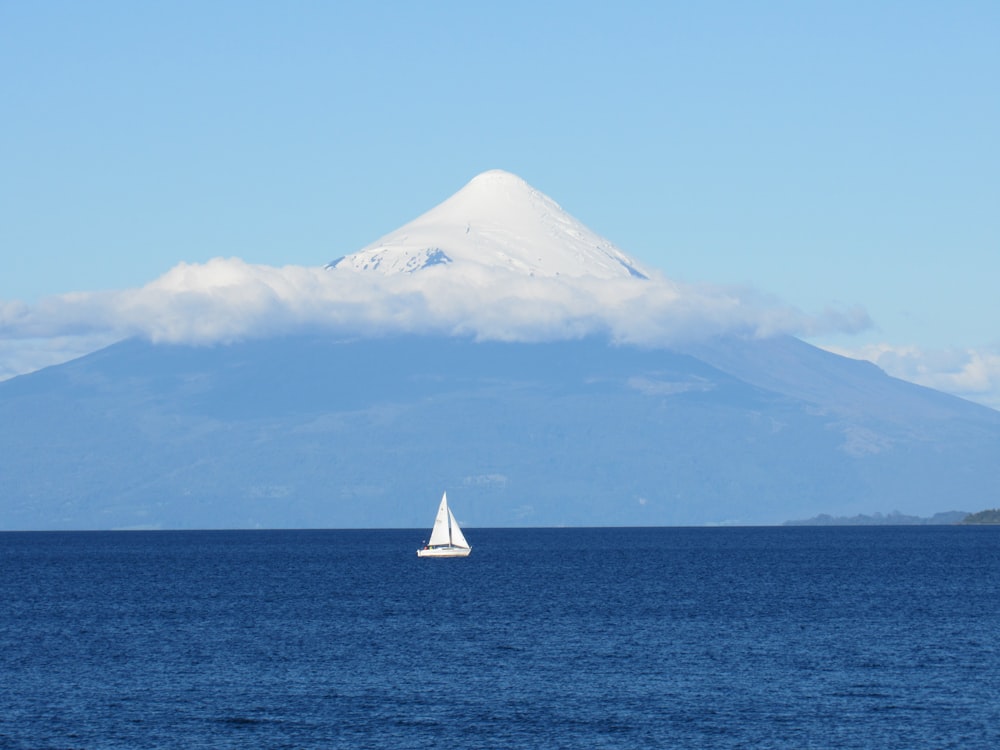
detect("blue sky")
[1,2,998,405]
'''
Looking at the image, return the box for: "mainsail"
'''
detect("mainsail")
[427,493,453,547]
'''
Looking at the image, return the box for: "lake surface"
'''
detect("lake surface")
[2,526,999,748]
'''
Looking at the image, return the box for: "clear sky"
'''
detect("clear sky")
[1,2,998,406]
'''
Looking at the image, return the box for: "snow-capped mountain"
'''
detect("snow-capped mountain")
[5,169,1000,530]
[327,170,649,280]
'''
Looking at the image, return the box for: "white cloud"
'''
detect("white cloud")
[824,342,1000,411]
[1,257,871,380]
[4,257,994,413]
[10,256,997,413]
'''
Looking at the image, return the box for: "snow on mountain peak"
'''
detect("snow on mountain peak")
[327,170,649,280]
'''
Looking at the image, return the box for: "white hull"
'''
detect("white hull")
[417,545,471,558]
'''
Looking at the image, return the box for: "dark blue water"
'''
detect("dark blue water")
[2,527,999,749]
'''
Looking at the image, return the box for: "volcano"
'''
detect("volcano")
[1,172,998,530]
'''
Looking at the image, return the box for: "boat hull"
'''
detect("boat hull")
[417,546,471,558]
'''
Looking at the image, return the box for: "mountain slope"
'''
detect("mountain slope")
[2,335,997,530]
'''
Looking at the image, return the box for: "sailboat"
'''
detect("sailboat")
[417,492,471,557]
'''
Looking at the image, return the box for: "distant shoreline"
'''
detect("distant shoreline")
[960,509,1000,525]
[784,510,969,526]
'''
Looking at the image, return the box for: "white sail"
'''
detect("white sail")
[427,493,452,547]
[417,491,472,557]
[448,508,469,549]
